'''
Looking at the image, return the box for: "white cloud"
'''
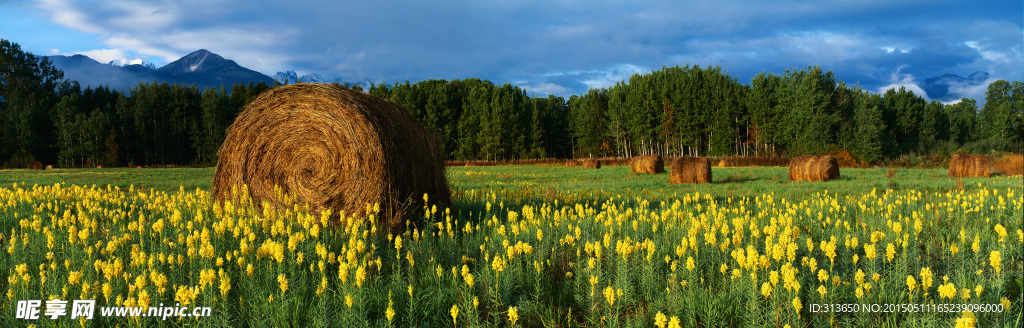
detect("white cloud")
[71,48,138,65]
[946,77,998,104]
[522,82,570,96]
[876,65,929,99]
[554,64,646,90]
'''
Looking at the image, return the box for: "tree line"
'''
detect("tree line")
[2,39,1021,168]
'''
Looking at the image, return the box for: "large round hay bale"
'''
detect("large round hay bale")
[788,155,840,182]
[212,83,451,232]
[948,154,992,178]
[28,161,43,170]
[629,155,664,174]
[582,159,601,169]
[670,157,711,184]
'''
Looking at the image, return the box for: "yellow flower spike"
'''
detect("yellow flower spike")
[761,282,772,298]
[345,294,354,308]
[277,274,289,295]
[355,265,366,288]
[655,311,667,328]
[385,291,396,324]
[990,251,1002,274]
[450,304,459,326]
[603,285,616,306]
[668,316,681,328]
[508,306,519,326]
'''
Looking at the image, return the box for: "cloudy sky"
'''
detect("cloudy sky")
[1,0,1021,100]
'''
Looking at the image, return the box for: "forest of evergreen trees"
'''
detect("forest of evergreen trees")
[2,39,1022,168]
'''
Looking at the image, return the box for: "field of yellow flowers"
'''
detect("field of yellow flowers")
[1,167,1022,327]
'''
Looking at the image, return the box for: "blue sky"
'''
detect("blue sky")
[1,0,1021,101]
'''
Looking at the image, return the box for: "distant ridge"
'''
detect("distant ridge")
[48,49,274,90]
[919,72,989,101]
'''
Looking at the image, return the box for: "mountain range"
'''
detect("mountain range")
[48,49,275,91]
[918,72,990,102]
[48,49,990,101]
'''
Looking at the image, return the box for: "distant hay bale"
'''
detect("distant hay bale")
[788,155,840,182]
[948,154,992,178]
[212,83,451,233]
[670,157,712,184]
[28,161,43,170]
[717,160,729,167]
[994,154,1023,176]
[44,165,53,170]
[582,159,601,169]
[629,155,664,174]
[565,160,580,167]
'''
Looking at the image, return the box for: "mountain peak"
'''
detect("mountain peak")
[162,49,229,75]
[920,72,989,101]
[49,49,273,91]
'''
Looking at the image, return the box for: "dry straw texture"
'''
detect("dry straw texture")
[629,155,664,174]
[788,155,840,182]
[670,157,712,184]
[994,153,1023,176]
[948,154,992,178]
[582,159,601,169]
[717,159,731,168]
[212,83,451,232]
[28,161,43,170]
[565,160,580,167]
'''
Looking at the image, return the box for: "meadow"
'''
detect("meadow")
[1,165,1021,327]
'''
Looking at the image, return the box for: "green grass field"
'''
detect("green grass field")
[2,166,1021,327]
[2,165,1010,200]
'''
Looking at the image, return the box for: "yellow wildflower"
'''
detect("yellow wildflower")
[655,312,667,328]
[990,251,1002,274]
[508,306,518,326]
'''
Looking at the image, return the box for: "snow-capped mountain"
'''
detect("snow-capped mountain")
[273,70,333,84]
[919,72,990,102]
[107,59,156,69]
[48,49,274,91]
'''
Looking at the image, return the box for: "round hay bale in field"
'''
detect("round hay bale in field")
[948,154,992,178]
[582,159,601,169]
[212,83,451,233]
[565,159,580,167]
[629,155,664,174]
[670,157,712,184]
[717,159,730,168]
[788,155,840,182]
[28,161,43,170]
[44,165,53,170]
